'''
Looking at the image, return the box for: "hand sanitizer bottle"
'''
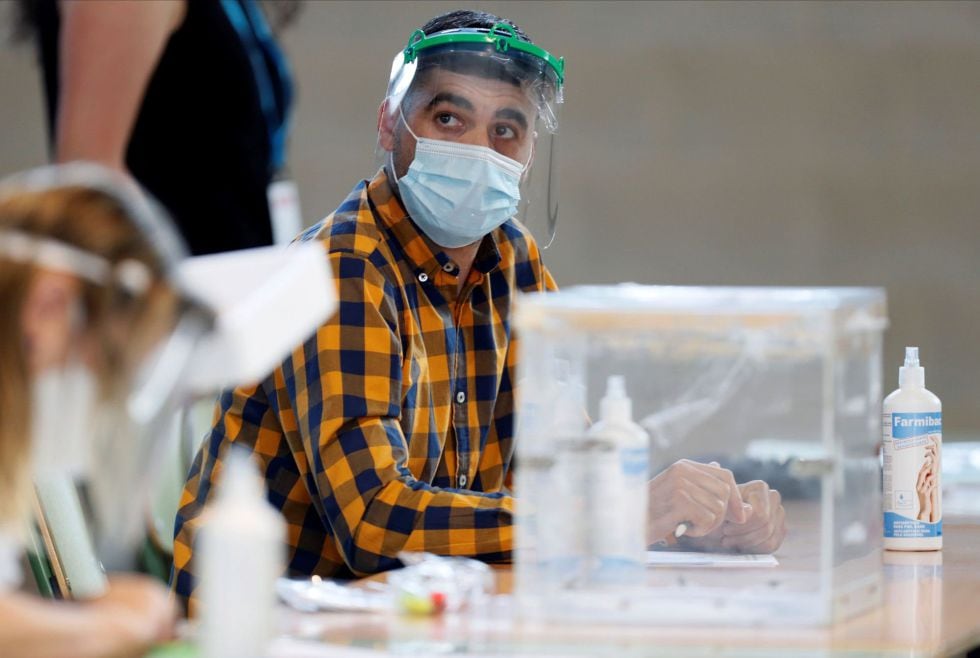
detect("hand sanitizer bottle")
[882,347,942,551]
[586,376,650,581]
[199,450,286,657]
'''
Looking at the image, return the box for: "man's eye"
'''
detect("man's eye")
[436,113,460,127]
[494,124,517,139]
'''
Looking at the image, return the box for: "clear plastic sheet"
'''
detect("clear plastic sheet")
[277,552,494,616]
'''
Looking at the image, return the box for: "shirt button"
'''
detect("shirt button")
[417,272,428,283]
[456,390,466,404]
[459,474,468,488]
[442,262,455,273]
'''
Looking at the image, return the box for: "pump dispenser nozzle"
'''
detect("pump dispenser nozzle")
[599,375,633,424]
[899,346,925,388]
[219,449,263,504]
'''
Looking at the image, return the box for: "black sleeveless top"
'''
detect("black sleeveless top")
[32,0,293,255]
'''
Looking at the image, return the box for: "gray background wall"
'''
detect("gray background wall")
[2,1,978,434]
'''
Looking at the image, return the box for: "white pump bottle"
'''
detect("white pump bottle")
[199,450,286,657]
[586,376,650,579]
[882,347,942,551]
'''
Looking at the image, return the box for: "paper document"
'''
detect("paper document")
[646,551,778,567]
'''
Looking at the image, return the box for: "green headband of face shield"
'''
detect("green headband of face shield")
[402,23,565,86]
[389,23,566,137]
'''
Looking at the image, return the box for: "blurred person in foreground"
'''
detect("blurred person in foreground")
[0,164,183,657]
[16,0,300,255]
[173,9,786,613]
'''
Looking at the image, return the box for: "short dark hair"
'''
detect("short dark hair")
[420,9,531,42]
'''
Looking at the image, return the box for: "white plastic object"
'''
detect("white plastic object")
[199,450,285,658]
[33,477,106,599]
[513,358,588,602]
[176,242,335,393]
[276,577,391,613]
[882,347,942,551]
[389,552,494,614]
[276,552,493,616]
[584,376,650,581]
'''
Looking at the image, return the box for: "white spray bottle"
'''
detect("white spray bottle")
[586,376,650,580]
[199,450,286,657]
[882,347,942,551]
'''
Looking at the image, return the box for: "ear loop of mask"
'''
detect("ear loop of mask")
[387,105,418,188]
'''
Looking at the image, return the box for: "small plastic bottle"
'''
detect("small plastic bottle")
[199,450,286,658]
[539,367,591,587]
[516,361,587,605]
[585,375,650,581]
[882,347,942,551]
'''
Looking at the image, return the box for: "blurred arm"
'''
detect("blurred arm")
[56,0,185,169]
[0,574,175,658]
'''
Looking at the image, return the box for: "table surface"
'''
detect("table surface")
[273,520,980,658]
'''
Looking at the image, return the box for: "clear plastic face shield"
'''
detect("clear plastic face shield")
[0,164,197,569]
[380,23,565,247]
[0,164,336,569]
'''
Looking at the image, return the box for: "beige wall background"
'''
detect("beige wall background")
[2,1,978,434]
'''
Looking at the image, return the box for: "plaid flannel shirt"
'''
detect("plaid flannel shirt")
[172,169,556,610]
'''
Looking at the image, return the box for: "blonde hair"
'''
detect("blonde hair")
[0,184,178,526]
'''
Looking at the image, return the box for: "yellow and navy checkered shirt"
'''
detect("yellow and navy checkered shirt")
[172,169,556,608]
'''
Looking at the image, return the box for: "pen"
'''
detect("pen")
[663,522,689,546]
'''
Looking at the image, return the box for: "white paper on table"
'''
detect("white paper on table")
[646,551,779,567]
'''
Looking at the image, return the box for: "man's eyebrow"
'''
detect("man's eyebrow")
[427,92,475,112]
[425,92,530,131]
[494,108,529,131]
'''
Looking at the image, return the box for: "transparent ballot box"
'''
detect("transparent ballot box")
[513,286,888,627]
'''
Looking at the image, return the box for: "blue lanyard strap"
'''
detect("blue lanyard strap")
[220,0,294,173]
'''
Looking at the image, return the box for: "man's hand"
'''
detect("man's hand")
[646,459,750,546]
[681,480,787,553]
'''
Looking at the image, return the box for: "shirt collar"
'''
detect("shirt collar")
[367,168,502,279]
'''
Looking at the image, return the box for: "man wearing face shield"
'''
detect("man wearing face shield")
[174,9,785,611]
[174,11,561,611]
[0,165,184,657]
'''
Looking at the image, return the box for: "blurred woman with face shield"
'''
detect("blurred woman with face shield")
[0,162,337,654]
[0,164,185,657]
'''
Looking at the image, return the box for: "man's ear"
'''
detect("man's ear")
[377,99,396,152]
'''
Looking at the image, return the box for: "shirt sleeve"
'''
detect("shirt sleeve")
[283,251,513,576]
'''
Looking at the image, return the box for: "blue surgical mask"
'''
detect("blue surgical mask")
[392,112,528,248]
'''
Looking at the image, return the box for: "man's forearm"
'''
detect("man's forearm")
[327,475,514,575]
